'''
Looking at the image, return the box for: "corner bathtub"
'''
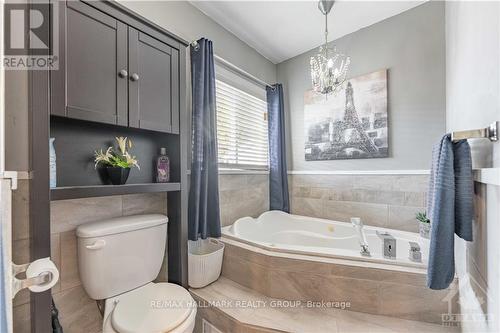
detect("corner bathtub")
[222,211,429,268]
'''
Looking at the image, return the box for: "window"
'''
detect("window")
[216,79,268,169]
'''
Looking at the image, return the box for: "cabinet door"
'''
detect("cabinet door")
[52,1,127,126]
[128,28,180,133]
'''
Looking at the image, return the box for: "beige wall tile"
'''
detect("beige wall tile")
[219,174,269,227]
[324,189,405,206]
[289,174,428,233]
[352,175,396,191]
[353,189,405,206]
[221,241,450,323]
[293,175,353,188]
[359,267,427,287]
[220,187,265,206]
[224,243,270,267]
[323,200,388,227]
[220,200,267,227]
[292,186,326,199]
[278,258,427,287]
[220,193,268,227]
[268,270,379,314]
[53,285,102,333]
[392,175,429,193]
[387,205,423,233]
[270,256,335,276]
[60,230,81,291]
[403,192,426,207]
[221,255,269,296]
[219,174,249,191]
[246,174,269,186]
[51,195,122,233]
[378,282,454,323]
[290,197,324,218]
[230,242,428,287]
[122,192,167,216]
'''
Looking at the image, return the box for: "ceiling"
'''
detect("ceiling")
[190,1,426,64]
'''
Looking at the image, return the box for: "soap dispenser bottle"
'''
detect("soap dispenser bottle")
[156,147,170,183]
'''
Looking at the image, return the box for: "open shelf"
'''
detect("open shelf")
[50,182,180,201]
[50,117,182,187]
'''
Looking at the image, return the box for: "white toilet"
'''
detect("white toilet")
[76,214,196,333]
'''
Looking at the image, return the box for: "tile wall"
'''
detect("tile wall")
[290,174,429,233]
[219,174,269,227]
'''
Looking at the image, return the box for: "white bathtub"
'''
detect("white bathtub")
[222,211,429,268]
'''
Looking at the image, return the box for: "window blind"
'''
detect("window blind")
[216,79,269,169]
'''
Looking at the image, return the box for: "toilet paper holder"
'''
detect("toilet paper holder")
[12,257,57,297]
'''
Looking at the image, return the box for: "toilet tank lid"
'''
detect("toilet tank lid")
[76,214,168,238]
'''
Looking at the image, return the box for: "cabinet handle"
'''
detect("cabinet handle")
[130,73,140,82]
[118,69,128,78]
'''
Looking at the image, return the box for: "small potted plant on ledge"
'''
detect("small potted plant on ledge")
[94,137,140,185]
[416,211,431,239]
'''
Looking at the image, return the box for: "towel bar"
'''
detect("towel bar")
[451,121,498,142]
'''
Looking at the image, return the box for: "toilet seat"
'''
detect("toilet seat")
[110,283,196,333]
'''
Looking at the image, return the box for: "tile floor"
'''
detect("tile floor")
[190,277,459,333]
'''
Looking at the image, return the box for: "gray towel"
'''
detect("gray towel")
[427,134,473,290]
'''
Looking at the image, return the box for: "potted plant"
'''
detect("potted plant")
[416,212,430,239]
[94,137,140,185]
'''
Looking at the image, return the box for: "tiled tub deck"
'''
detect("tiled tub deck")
[220,238,458,324]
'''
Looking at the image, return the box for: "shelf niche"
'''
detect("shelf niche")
[50,116,180,189]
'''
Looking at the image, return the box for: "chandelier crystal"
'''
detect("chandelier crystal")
[310,0,350,95]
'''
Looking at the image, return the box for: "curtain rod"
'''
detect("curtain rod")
[191,40,274,89]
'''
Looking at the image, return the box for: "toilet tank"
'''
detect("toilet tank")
[76,214,168,300]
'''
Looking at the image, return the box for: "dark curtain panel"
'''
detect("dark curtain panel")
[267,84,290,212]
[188,38,221,240]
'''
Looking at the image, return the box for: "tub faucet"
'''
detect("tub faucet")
[409,242,422,262]
[351,217,370,257]
[376,231,397,259]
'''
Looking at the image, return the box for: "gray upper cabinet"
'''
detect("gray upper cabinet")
[52,1,128,126]
[52,1,182,134]
[129,28,180,134]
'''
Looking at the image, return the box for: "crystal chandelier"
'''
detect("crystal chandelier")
[310,0,350,95]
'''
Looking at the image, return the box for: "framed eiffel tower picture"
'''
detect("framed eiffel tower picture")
[304,69,388,161]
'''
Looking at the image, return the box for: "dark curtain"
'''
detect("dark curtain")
[188,38,221,240]
[266,84,290,212]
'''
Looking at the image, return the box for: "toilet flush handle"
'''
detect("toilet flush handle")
[86,239,106,250]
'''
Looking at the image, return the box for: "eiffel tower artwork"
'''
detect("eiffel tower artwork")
[304,70,388,161]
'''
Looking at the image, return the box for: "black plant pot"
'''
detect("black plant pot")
[106,167,130,185]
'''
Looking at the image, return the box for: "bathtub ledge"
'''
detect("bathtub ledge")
[221,236,427,276]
